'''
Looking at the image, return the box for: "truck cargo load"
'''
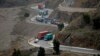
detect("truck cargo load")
[37,31,49,39]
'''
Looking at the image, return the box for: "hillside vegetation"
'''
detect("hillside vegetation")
[0,0,33,7]
[56,8,100,50]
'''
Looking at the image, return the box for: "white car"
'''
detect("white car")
[35,15,44,22]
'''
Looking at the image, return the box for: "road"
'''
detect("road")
[28,38,100,54]
[58,4,96,12]
[26,16,68,27]
[28,2,100,55]
[59,45,100,54]
[27,5,68,27]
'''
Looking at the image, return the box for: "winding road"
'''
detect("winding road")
[28,1,100,55]
[58,4,96,12]
[28,38,100,54]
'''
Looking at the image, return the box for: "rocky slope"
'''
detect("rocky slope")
[0,0,33,7]
[56,2,100,49]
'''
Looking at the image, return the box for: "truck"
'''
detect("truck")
[37,31,53,41]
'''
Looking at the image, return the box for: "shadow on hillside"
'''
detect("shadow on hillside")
[0,0,34,8]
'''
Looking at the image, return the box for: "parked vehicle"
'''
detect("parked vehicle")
[38,3,45,9]
[37,31,53,41]
[35,15,44,22]
[51,19,60,25]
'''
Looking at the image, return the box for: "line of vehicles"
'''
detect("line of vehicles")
[35,3,60,25]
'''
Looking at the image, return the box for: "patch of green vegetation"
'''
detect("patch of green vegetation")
[83,13,91,24]
[11,48,38,56]
[17,7,30,21]
[56,5,100,49]
[93,16,100,29]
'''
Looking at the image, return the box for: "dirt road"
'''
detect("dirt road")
[58,4,96,12]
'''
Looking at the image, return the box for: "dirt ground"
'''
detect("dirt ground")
[0,0,97,56]
[0,3,58,56]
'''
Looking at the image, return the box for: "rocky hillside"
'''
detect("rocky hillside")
[82,0,100,8]
[0,0,63,8]
[0,0,33,7]
[56,4,100,50]
[72,0,100,8]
